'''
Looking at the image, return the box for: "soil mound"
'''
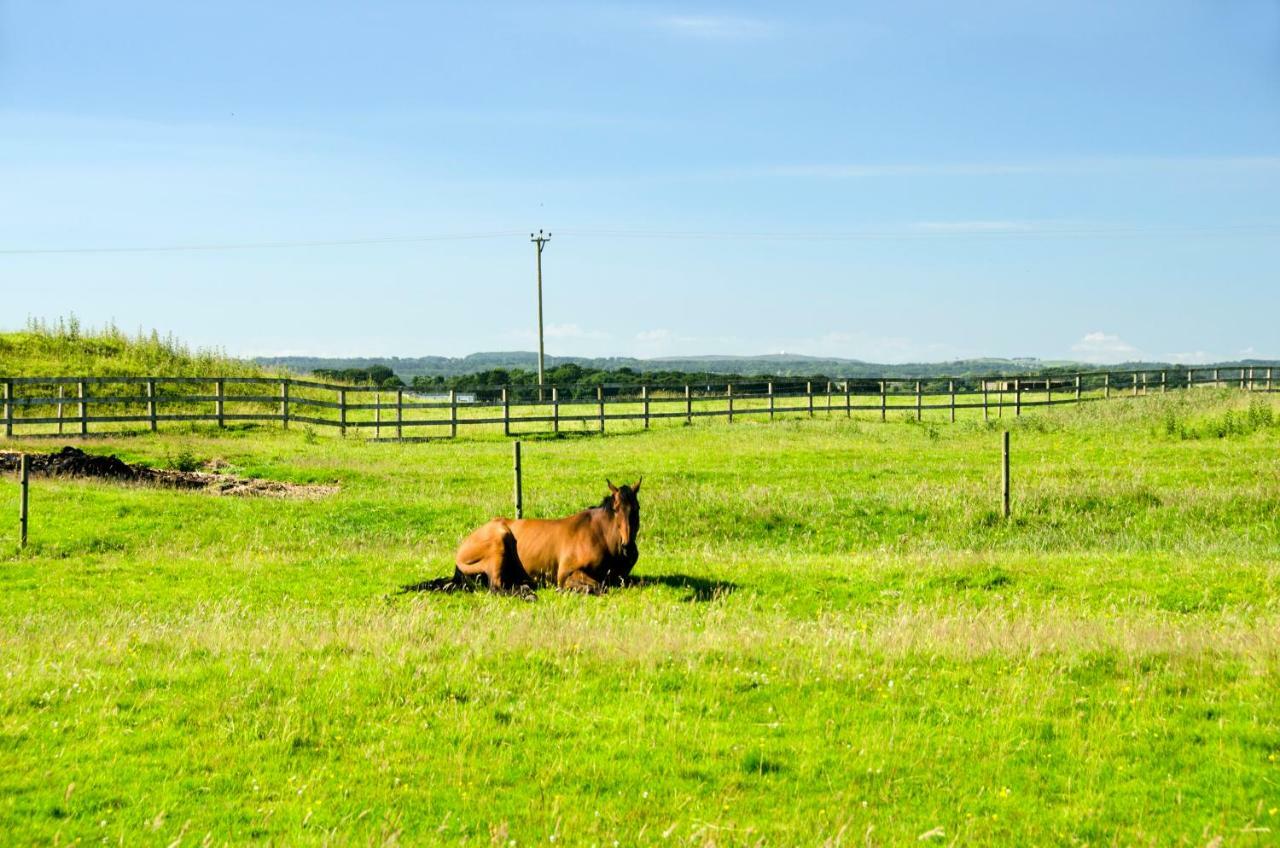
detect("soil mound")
[0,446,336,498]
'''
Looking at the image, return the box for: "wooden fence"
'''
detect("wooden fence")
[1,367,1275,440]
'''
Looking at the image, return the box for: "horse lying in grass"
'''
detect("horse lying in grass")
[452,479,641,594]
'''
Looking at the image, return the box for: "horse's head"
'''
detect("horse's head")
[605,478,642,548]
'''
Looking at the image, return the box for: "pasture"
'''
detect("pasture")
[1,389,1278,845]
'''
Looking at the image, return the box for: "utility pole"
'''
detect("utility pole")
[531,230,552,400]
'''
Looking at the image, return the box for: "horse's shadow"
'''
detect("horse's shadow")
[396,572,736,603]
[621,573,738,603]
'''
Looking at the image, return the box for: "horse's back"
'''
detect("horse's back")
[455,518,512,566]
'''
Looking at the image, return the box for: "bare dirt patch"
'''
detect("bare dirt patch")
[0,446,337,498]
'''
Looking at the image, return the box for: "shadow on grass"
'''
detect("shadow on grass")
[630,573,738,603]
[396,572,736,603]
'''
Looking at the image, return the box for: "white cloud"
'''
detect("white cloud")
[1071,332,1141,363]
[654,14,774,40]
[545,323,610,340]
[1166,351,1215,365]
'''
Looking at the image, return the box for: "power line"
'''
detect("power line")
[0,230,526,256]
[1,223,1278,256]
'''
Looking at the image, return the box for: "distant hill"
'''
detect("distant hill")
[253,351,1276,382]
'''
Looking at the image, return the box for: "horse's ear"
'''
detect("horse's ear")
[606,479,619,494]
[632,477,642,494]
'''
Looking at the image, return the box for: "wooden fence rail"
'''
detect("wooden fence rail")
[0,367,1274,441]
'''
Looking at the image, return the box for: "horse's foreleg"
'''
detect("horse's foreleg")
[559,569,604,595]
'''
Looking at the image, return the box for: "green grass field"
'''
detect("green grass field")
[2,388,1278,845]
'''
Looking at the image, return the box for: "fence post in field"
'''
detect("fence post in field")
[1268,368,1274,392]
[807,381,814,418]
[395,388,403,440]
[727,383,734,424]
[3,380,11,438]
[502,388,510,437]
[375,392,381,439]
[215,379,226,427]
[57,385,64,435]
[338,389,347,436]
[1014,378,1022,416]
[1132,372,1138,397]
[147,379,157,432]
[1075,374,1081,402]
[915,381,922,421]
[880,381,887,422]
[685,385,692,425]
[1244,368,1251,390]
[983,380,990,420]
[449,389,458,438]
[19,453,29,549]
[826,381,832,414]
[513,440,523,519]
[1002,431,1011,520]
[78,381,87,435]
[597,385,605,433]
[1160,371,1167,394]
[280,379,290,430]
[845,380,851,417]
[642,385,650,429]
[1104,373,1110,399]
[1213,368,1220,387]
[949,380,956,423]
[768,382,775,421]
[1187,368,1195,390]
[552,387,560,434]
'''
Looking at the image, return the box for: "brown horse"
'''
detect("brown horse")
[453,479,641,593]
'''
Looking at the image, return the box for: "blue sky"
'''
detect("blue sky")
[1,1,1277,363]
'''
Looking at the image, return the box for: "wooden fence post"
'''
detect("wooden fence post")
[1104,373,1110,399]
[338,388,347,436]
[502,388,510,437]
[375,391,382,440]
[57,385,64,435]
[78,381,87,435]
[727,383,734,424]
[1002,431,1011,520]
[880,381,887,422]
[826,381,832,414]
[1213,368,1220,387]
[1160,371,1167,394]
[845,380,851,417]
[552,387,560,434]
[450,389,458,438]
[1046,378,1052,407]
[597,385,605,433]
[1132,372,1139,397]
[147,379,157,432]
[281,379,290,430]
[19,453,29,548]
[983,380,989,420]
[915,381,922,421]
[513,441,523,519]
[807,381,814,418]
[1268,368,1274,392]
[1187,368,1194,390]
[685,385,692,425]
[216,379,226,427]
[396,388,403,440]
[3,380,11,438]
[642,385,650,429]
[1075,374,1081,402]
[768,382,774,421]
[949,380,956,423]
[1014,378,1022,416]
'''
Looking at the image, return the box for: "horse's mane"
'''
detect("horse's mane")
[594,493,615,513]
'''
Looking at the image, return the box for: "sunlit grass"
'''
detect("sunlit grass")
[1,389,1278,844]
